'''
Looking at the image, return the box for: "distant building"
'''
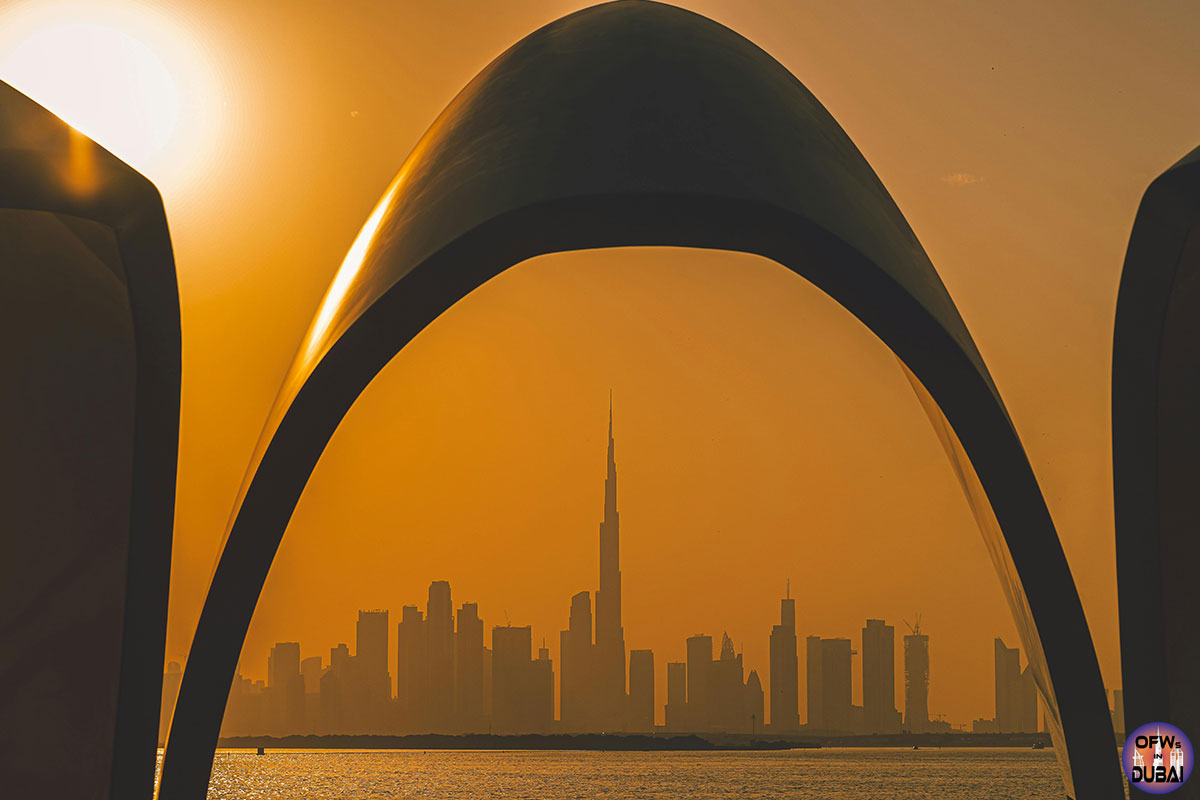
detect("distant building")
[426,582,455,731]
[533,642,555,732]
[300,656,322,695]
[267,642,304,734]
[745,670,764,734]
[396,606,427,731]
[805,635,823,729]
[862,619,899,733]
[593,400,627,731]
[320,643,352,733]
[820,638,854,733]
[994,637,1037,733]
[903,630,929,732]
[686,634,714,730]
[806,636,854,732]
[224,669,266,736]
[560,590,595,731]
[492,625,551,733]
[665,661,687,731]
[628,649,655,731]
[972,717,998,733]
[455,602,485,731]
[357,609,390,731]
[769,593,799,731]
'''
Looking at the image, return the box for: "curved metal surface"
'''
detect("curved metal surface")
[0,82,181,800]
[1113,144,1200,745]
[160,3,1119,797]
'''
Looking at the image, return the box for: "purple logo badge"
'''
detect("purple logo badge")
[1123,723,1192,794]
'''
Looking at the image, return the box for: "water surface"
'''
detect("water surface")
[166,747,1067,799]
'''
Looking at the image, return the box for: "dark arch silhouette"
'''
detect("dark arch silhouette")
[1113,144,1200,745]
[160,3,1120,797]
[0,83,180,799]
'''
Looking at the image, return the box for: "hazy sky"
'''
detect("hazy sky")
[3,0,1199,727]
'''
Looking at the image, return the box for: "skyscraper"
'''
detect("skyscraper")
[396,605,427,731]
[711,634,744,732]
[492,625,550,733]
[266,642,303,734]
[903,629,929,732]
[994,637,1020,732]
[686,634,714,730]
[745,670,764,734]
[455,602,485,731]
[862,619,898,733]
[994,637,1037,733]
[426,581,454,731]
[769,591,799,731]
[820,638,854,733]
[805,635,823,729]
[593,397,627,730]
[357,610,390,731]
[665,661,687,731]
[533,642,555,733]
[559,590,595,731]
[491,625,531,733]
[628,649,655,731]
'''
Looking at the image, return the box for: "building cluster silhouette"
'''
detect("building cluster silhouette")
[160,408,1044,740]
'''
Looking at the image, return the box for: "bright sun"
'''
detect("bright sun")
[0,2,221,188]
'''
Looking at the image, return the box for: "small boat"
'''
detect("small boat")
[1032,742,1046,750]
[912,745,919,750]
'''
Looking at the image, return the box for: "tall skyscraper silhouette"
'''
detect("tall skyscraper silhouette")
[559,590,595,731]
[903,628,930,732]
[687,634,714,730]
[994,637,1037,733]
[805,635,823,729]
[769,589,799,731]
[628,649,655,731]
[356,610,390,732]
[594,396,627,729]
[820,638,854,733]
[805,636,853,732]
[396,605,427,731]
[455,602,485,730]
[665,661,687,731]
[994,637,1020,732]
[426,581,455,731]
[862,619,898,733]
[267,642,303,734]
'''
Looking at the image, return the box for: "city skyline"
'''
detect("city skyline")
[173,409,1071,735]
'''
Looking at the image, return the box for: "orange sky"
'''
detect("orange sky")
[5,0,1199,727]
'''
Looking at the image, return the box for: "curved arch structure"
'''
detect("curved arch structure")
[0,83,180,799]
[160,3,1120,797]
[1113,144,1200,742]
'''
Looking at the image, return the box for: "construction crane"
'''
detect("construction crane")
[904,614,923,636]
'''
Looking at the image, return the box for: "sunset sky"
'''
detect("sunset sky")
[3,0,1199,727]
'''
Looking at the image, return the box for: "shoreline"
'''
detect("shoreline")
[213,731,1054,751]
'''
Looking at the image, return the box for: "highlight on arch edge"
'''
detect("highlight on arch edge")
[1,2,1196,799]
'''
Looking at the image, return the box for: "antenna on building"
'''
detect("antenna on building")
[786,578,790,600]
[504,610,511,627]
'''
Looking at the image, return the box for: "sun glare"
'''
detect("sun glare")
[0,2,222,189]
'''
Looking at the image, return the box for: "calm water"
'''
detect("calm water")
[158,747,1069,799]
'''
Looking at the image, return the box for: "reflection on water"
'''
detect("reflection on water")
[158,748,1066,799]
